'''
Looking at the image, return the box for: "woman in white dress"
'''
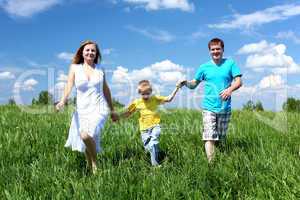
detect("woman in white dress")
[56,40,118,174]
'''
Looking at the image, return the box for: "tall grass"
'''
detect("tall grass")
[0,105,299,199]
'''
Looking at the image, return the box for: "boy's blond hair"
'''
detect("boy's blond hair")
[138,80,152,94]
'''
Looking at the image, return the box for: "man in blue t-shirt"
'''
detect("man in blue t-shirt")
[180,38,242,162]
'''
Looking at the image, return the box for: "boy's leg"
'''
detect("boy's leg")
[141,130,151,151]
[149,125,161,166]
[150,144,159,166]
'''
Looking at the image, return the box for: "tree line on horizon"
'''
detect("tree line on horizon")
[7,91,300,112]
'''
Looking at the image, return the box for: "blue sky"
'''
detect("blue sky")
[0,0,300,111]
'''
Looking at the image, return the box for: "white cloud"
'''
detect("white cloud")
[0,71,15,79]
[108,0,118,4]
[190,30,207,40]
[49,72,69,102]
[236,74,289,96]
[258,74,285,89]
[23,78,38,90]
[115,90,130,97]
[126,25,175,43]
[159,71,185,83]
[237,40,271,55]
[57,72,68,82]
[237,85,256,94]
[208,4,300,30]
[237,40,300,74]
[52,81,66,101]
[276,31,300,44]
[14,78,38,92]
[0,0,61,17]
[111,66,130,84]
[102,48,114,55]
[151,59,184,72]
[57,52,74,61]
[234,74,291,111]
[131,67,155,81]
[112,60,185,85]
[123,0,194,12]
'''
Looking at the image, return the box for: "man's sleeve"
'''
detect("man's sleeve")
[194,66,204,82]
[231,61,242,78]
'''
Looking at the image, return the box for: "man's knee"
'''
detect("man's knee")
[205,140,215,146]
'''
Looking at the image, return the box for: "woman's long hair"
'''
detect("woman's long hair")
[72,40,101,64]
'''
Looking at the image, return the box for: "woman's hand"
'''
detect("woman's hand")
[55,101,65,111]
[110,111,119,122]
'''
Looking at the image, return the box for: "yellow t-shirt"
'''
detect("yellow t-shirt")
[127,95,168,131]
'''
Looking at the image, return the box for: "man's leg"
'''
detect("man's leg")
[216,112,231,145]
[205,140,215,163]
[202,111,218,163]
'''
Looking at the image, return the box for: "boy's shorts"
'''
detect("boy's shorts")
[202,110,231,141]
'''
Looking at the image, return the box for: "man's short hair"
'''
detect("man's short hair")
[208,38,224,50]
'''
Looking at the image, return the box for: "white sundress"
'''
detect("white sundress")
[64,64,109,153]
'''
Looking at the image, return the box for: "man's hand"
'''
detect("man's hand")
[176,80,187,88]
[220,88,232,100]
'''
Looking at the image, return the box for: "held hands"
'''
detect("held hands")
[55,101,65,111]
[220,88,232,100]
[176,80,187,88]
[110,111,119,122]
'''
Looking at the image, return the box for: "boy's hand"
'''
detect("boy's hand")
[55,101,65,111]
[176,80,187,88]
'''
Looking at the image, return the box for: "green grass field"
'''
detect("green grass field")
[0,105,299,199]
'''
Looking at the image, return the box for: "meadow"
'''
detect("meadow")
[0,105,299,199]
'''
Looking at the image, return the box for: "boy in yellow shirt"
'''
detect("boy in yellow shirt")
[119,80,181,166]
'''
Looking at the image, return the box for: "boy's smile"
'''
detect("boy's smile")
[141,91,151,100]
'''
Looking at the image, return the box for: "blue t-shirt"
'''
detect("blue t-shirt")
[194,58,242,113]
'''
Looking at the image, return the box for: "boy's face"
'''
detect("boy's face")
[140,90,152,100]
[209,43,224,62]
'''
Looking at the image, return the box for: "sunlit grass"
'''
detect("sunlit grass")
[0,105,299,199]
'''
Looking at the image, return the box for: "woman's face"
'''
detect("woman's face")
[82,44,97,63]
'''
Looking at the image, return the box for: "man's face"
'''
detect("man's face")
[209,43,224,62]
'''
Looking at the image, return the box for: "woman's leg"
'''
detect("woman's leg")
[80,132,97,173]
[85,149,92,169]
